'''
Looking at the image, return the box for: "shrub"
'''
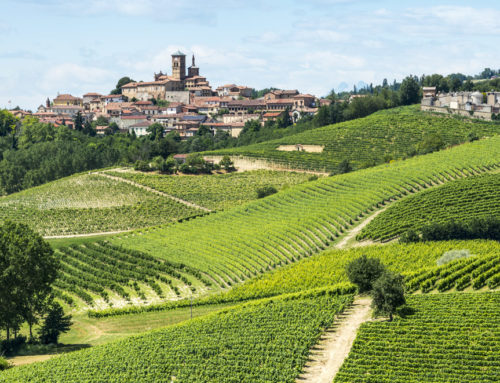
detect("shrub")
[399,229,420,243]
[0,356,11,371]
[256,186,277,199]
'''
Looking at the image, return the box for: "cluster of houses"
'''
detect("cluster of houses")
[421,87,500,120]
[13,51,332,138]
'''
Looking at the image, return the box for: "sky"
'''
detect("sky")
[1,0,499,110]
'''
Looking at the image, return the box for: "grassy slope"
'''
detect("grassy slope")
[335,292,500,382]
[0,173,201,236]
[111,136,500,288]
[1,289,352,383]
[360,172,500,240]
[103,169,312,211]
[206,105,500,171]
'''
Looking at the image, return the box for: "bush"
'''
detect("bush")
[0,356,11,371]
[256,186,277,199]
[134,160,151,172]
[0,336,26,356]
[308,175,319,182]
[399,229,420,243]
[346,255,386,293]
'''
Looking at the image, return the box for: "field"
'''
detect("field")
[205,106,500,172]
[221,240,500,302]
[0,173,201,236]
[335,292,500,382]
[1,288,353,382]
[360,172,500,241]
[111,136,500,289]
[103,169,312,211]
[53,241,215,310]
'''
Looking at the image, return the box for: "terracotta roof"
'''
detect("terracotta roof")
[54,94,80,100]
[263,112,283,117]
[83,92,101,97]
[228,100,265,107]
[121,115,148,120]
[265,98,295,104]
[129,121,153,128]
[293,94,315,98]
[134,101,153,105]
[167,102,183,108]
[51,105,83,109]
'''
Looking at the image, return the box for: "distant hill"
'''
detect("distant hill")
[206,106,500,172]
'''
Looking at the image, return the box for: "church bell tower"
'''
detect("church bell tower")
[171,51,186,81]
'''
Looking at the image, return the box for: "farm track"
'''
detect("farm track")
[297,296,372,383]
[94,172,212,212]
[335,207,389,249]
[44,230,133,239]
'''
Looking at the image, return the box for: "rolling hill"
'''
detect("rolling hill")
[205,106,500,172]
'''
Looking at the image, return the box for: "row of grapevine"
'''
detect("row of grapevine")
[2,287,354,382]
[406,252,500,293]
[205,105,500,172]
[104,169,312,211]
[112,137,500,292]
[360,172,500,241]
[54,242,213,308]
[335,292,500,382]
[89,240,500,318]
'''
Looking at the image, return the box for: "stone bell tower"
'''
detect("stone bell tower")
[171,51,186,81]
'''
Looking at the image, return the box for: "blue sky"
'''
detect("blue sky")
[1,0,499,110]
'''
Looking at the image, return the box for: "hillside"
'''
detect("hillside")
[103,169,312,211]
[110,136,500,290]
[335,292,500,382]
[205,106,500,172]
[1,288,353,382]
[0,173,202,236]
[360,172,500,241]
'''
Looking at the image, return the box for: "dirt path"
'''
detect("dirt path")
[335,207,388,249]
[8,354,56,367]
[95,172,212,212]
[297,296,372,383]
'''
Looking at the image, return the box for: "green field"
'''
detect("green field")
[360,172,500,241]
[52,242,215,310]
[221,240,500,302]
[104,169,312,211]
[0,173,202,236]
[110,137,500,289]
[335,292,500,382]
[1,288,353,382]
[206,106,500,172]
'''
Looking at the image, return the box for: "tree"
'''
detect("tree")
[0,221,59,340]
[337,159,352,174]
[147,123,164,141]
[399,76,421,105]
[38,301,72,344]
[73,112,84,131]
[346,255,386,293]
[256,185,277,199]
[371,271,406,321]
[219,155,235,171]
[110,76,134,95]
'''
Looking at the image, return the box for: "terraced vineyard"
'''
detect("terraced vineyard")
[360,172,500,241]
[206,106,500,172]
[405,251,500,293]
[104,169,312,211]
[335,292,500,382]
[53,242,213,309]
[112,137,500,289]
[0,173,202,236]
[1,288,353,382]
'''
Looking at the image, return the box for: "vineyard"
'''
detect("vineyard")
[335,292,500,382]
[52,242,214,309]
[0,173,201,236]
[360,172,500,241]
[221,240,500,303]
[405,251,500,293]
[205,106,500,172]
[1,288,354,382]
[111,136,500,289]
[103,169,312,211]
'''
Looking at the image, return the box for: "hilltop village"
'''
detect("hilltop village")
[20,51,327,138]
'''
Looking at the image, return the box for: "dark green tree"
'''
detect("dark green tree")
[0,221,59,340]
[219,155,235,171]
[337,159,352,174]
[399,76,421,105]
[38,301,72,344]
[73,112,84,131]
[371,271,406,321]
[346,255,386,293]
[147,123,164,141]
[110,76,134,95]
